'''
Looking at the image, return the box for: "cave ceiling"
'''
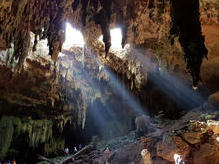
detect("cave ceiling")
[0,0,211,85]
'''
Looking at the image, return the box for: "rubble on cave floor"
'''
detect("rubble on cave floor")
[39,108,219,164]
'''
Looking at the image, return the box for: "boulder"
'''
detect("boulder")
[208,91,219,108]
[193,143,219,164]
[156,135,191,162]
[135,115,151,136]
[109,142,142,164]
[207,120,219,135]
[182,132,202,144]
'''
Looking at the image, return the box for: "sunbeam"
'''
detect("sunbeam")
[131,48,206,109]
[85,48,147,115]
[61,48,149,139]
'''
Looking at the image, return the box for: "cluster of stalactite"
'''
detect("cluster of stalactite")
[0,0,208,85]
[74,0,113,55]
[0,0,74,69]
[0,0,118,63]
[169,0,208,86]
[0,0,31,70]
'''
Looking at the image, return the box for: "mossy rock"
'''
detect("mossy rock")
[0,116,14,160]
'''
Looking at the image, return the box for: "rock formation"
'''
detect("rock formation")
[0,0,212,85]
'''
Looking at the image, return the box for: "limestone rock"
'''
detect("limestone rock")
[193,142,219,164]
[187,120,208,133]
[208,91,219,108]
[135,115,151,136]
[207,120,219,135]
[201,58,219,90]
[182,132,202,144]
[156,135,191,162]
[109,142,142,164]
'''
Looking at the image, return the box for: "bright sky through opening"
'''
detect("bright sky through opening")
[63,23,85,49]
[99,28,123,48]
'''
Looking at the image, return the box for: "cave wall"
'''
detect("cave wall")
[0,49,86,128]
[0,114,76,162]
[199,0,219,91]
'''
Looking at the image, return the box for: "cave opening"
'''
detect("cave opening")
[63,23,85,49]
[99,28,123,49]
[110,28,123,49]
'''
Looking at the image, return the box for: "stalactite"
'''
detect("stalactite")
[79,0,113,56]
[32,34,38,52]
[82,0,89,26]
[93,8,111,56]
[169,0,208,86]
[72,0,80,11]
[121,24,128,48]
[15,30,30,71]
[0,0,73,65]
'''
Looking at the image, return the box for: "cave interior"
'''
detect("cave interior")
[0,0,219,163]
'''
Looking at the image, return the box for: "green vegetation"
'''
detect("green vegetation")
[0,116,55,160]
[0,117,14,160]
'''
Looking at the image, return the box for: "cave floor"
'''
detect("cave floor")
[38,107,219,164]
